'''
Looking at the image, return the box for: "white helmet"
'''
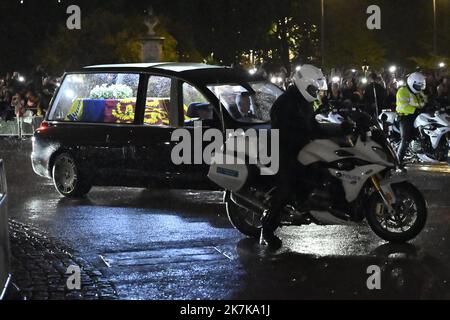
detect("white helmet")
[292,64,328,102]
[407,72,426,94]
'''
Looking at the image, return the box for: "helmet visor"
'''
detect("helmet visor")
[317,78,328,91]
[413,82,426,92]
[306,85,319,99]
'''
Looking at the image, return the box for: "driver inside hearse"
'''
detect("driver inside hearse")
[235,92,256,121]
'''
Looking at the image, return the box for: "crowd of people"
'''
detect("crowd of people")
[1,64,449,126]
[316,67,450,117]
[0,66,59,122]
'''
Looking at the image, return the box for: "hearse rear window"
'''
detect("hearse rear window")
[48,73,140,124]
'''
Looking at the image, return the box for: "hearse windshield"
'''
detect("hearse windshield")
[207,82,283,124]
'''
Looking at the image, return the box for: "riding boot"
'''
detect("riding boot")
[259,210,282,248]
[397,142,408,165]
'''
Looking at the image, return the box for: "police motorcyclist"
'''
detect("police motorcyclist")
[261,65,352,248]
[396,72,427,163]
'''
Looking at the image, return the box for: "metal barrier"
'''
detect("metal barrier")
[0,160,11,299]
[0,116,43,137]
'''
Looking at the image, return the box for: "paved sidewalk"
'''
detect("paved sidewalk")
[9,220,117,300]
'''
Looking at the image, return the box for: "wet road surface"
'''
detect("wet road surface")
[2,138,450,299]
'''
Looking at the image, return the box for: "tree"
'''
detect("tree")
[409,55,449,70]
[323,0,386,70]
[36,10,146,74]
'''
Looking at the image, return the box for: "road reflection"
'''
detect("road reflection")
[233,238,450,299]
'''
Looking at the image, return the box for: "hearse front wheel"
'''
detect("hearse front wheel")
[52,153,92,198]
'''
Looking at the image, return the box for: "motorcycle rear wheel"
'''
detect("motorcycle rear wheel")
[226,193,264,238]
[366,182,427,243]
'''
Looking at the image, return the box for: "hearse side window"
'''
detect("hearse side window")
[207,82,283,124]
[48,73,140,124]
[183,83,212,126]
[144,76,172,126]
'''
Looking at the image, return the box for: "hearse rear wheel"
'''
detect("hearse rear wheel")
[52,153,92,198]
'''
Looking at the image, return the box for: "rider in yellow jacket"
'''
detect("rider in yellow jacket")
[396,72,427,163]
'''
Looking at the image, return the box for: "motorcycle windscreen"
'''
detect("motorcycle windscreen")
[0,160,10,299]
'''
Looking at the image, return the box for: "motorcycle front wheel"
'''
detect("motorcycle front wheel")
[366,182,427,243]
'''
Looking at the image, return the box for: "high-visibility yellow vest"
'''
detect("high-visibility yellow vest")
[313,96,322,112]
[396,86,426,116]
[65,99,84,121]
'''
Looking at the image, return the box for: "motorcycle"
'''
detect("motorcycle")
[208,112,427,243]
[379,103,450,164]
[378,109,401,140]
[315,102,368,125]
[315,104,345,124]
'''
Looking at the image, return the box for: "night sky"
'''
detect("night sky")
[0,0,448,73]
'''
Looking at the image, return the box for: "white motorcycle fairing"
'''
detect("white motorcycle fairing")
[414,113,450,150]
[379,110,398,124]
[379,110,400,134]
[328,164,385,202]
[298,137,393,167]
[298,137,397,203]
[316,112,344,124]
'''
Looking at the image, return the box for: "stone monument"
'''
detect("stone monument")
[141,7,165,62]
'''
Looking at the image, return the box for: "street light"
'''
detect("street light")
[321,0,325,67]
[332,76,340,83]
[433,0,437,54]
[65,89,75,99]
[389,65,397,73]
[438,62,446,68]
[362,60,370,76]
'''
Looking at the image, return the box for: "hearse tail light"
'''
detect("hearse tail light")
[37,121,49,132]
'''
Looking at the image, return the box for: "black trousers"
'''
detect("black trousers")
[397,114,416,163]
[262,154,307,232]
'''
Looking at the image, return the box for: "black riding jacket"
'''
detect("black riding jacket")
[270,85,319,160]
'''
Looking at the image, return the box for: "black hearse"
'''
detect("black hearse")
[32,63,283,197]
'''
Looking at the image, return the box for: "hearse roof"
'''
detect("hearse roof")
[85,62,223,72]
[83,62,263,84]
